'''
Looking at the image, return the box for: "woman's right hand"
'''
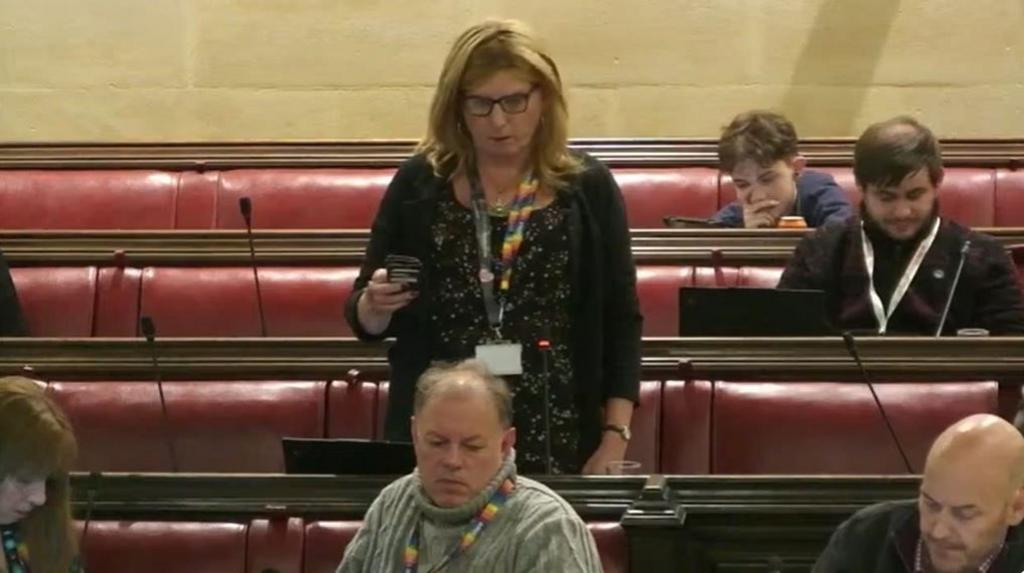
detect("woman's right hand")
[356,268,417,334]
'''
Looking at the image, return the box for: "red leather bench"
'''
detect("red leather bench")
[659,380,713,474]
[9,266,141,337]
[3,165,1022,230]
[0,170,180,229]
[709,381,998,474]
[52,380,331,472]
[138,266,356,337]
[79,521,248,573]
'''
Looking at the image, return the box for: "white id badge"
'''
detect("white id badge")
[474,342,523,376]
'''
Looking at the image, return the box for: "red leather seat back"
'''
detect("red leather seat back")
[996,170,1024,227]
[212,169,394,229]
[248,517,304,573]
[139,267,355,337]
[637,265,693,336]
[80,521,247,573]
[94,266,143,336]
[660,380,712,474]
[10,267,97,336]
[624,381,661,473]
[162,380,327,472]
[613,167,719,227]
[52,381,327,472]
[589,522,629,573]
[712,381,997,474]
[52,381,173,472]
[937,168,996,227]
[0,170,179,229]
[304,521,363,573]
[376,381,391,440]
[260,267,357,336]
[326,380,380,439]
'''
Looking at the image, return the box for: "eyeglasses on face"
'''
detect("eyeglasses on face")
[462,86,538,117]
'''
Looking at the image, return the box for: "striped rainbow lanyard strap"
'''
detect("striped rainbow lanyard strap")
[497,177,538,292]
[403,477,516,573]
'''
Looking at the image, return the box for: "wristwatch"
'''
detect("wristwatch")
[602,423,632,442]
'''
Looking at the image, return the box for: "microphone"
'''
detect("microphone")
[239,197,269,337]
[711,248,726,287]
[538,328,553,475]
[140,316,179,473]
[79,471,101,551]
[934,240,971,336]
[842,331,913,473]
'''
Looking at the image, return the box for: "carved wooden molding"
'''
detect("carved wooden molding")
[1,139,1022,169]
[5,337,1022,381]
[2,229,1022,265]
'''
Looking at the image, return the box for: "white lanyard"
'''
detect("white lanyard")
[861,217,941,334]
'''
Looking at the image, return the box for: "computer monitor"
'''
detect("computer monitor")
[678,286,833,336]
[282,438,416,475]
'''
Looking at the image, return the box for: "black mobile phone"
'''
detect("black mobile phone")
[384,254,423,292]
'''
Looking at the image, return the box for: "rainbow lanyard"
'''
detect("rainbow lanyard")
[469,173,538,338]
[403,478,515,573]
[495,178,538,292]
[1,525,30,573]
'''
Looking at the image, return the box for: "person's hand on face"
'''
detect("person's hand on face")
[742,197,782,228]
[362,268,416,317]
[731,158,802,229]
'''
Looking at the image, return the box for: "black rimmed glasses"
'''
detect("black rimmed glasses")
[462,86,538,117]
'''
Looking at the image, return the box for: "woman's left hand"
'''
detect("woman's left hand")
[581,434,630,475]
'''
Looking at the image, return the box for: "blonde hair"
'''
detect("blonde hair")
[417,19,581,190]
[0,376,78,573]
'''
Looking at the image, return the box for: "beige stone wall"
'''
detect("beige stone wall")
[0,0,1020,141]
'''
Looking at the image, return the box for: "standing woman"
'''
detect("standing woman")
[345,20,642,474]
[0,376,82,573]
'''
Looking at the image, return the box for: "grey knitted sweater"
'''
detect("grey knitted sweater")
[336,453,602,572]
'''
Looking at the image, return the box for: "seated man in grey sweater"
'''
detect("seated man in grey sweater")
[337,359,602,572]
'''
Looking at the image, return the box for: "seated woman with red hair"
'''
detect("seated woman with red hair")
[0,376,82,573]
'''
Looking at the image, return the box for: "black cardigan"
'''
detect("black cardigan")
[344,153,642,459]
[0,249,26,336]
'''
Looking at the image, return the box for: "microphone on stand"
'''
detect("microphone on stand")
[140,316,180,473]
[842,331,913,473]
[79,471,102,550]
[934,240,971,337]
[538,326,553,475]
[239,197,269,337]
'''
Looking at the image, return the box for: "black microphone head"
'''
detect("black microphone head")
[239,196,253,220]
[841,330,856,351]
[140,316,156,342]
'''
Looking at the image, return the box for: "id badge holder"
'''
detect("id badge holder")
[475,341,523,376]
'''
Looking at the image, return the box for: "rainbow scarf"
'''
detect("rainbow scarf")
[497,178,538,292]
[403,478,516,572]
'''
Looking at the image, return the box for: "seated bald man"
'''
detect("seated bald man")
[814,414,1024,572]
[337,359,601,573]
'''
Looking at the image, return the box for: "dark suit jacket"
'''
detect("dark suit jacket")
[0,249,27,336]
[779,216,1024,335]
[814,500,1024,572]
[344,153,642,459]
